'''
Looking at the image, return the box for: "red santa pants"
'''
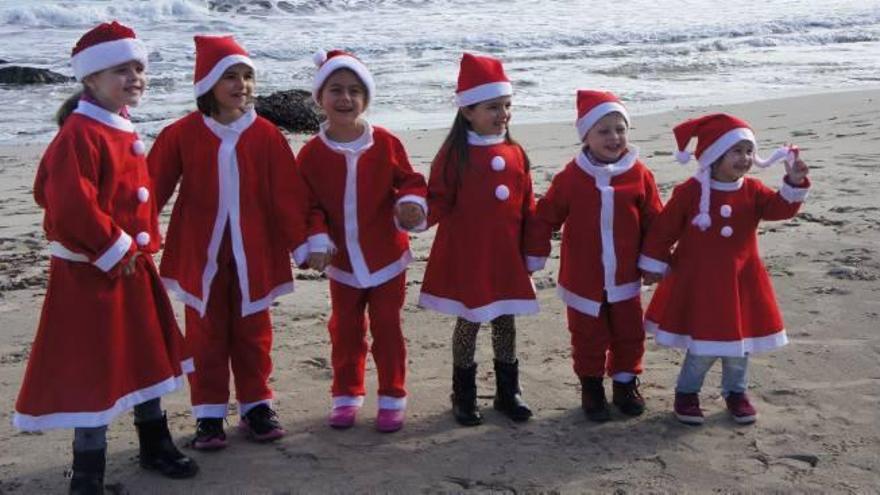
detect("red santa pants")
[328,272,407,402]
[185,237,274,419]
[566,295,644,379]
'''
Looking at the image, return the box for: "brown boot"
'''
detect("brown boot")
[580,376,610,422]
[612,377,646,416]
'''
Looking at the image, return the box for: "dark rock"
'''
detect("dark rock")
[255,88,323,134]
[0,59,8,64]
[0,66,73,84]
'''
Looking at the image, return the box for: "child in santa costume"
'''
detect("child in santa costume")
[148,35,308,449]
[530,90,663,422]
[298,49,427,433]
[639,113,810,425]
[13,21,198,493]
[419,53,539,426]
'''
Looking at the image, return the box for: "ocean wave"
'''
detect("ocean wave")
[0,0,207,28]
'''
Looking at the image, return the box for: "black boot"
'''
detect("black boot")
[451,364,483,426]
[612,377,646,416]
[580,376,611,422]
[69,447,105,495]
[493,359,533,422]
[135,414,199,479]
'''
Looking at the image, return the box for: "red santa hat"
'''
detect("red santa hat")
[71,21,148,82]
[193,35,255,98]
[673,113,794,230]
[312,49,375,103]
[455,53,512,107]
[575,90,629,141]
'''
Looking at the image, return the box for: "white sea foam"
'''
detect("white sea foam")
[1,0,879,143]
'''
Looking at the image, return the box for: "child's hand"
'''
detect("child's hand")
[122,251,142,277]
[307,252,332,272]
[641,270,664,286]
[786,158,809,186]
[396,202,425,230]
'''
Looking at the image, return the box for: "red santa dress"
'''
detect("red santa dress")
[419,132,540,323]
[532,147,662,377]
[14,100,192,431]
[297,122,427,409]
[639,175,810,356]
[148,109,308,418]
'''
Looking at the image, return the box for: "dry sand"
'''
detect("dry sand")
[0,89,878,493]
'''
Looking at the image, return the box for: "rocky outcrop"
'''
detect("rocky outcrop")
[255,89,323,134]
[0,66,73,84]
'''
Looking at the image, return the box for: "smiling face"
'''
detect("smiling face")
[84,60,146,111]
[461,95,511,136]
[318,68,368,129]
[712,139,755,182]
[211,63,255,117]
[583,112,628,163]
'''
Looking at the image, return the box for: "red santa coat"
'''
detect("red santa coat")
[14,100,191,431]
[531,147,662,316]
[419,132,539,323]
[639,175,810,356]
[148,110,307,316]
[297,123,427,288]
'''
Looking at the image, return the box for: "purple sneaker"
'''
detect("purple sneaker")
[376,409,405,433]
[239,404,285,442]
[328,405,359,429]
[674,392,704,425]
[725,392,757,424]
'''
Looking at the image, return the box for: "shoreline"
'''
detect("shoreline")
[0,88,878,492]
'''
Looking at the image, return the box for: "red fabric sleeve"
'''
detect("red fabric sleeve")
[641,181,693,265]
[426,146,459,228]
[757,176,810,221]
[146,125,183,215]
[35,130,134,271]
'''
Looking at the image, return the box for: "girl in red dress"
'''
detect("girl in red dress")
[420,53,539,426]
[640,113,810,425]
[14,21,198,493]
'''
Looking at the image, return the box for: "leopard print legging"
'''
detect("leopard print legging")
[452,315,517,368]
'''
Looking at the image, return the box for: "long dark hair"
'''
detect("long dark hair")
[435,107,532,188]
[55,89,84,127]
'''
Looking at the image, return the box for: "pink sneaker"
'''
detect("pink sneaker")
[725,392,757,424]
[376,408,405,433]
[328,406,359,429]
[674,392,704,425]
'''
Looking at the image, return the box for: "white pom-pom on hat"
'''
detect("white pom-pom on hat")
[675,149,691,165]
[313,50,327,67]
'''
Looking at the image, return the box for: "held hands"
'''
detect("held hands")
[395,202,426,231]
[641,270,664,286]
[307,251,332,272]
[784,145,809,185]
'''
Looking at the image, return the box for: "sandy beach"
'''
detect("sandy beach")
[0,88,878,493]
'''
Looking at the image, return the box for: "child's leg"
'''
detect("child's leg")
[328,279,370,403]
[74,426,108,452]
[229,307,274,415]
[675,352,717,394]
[606,297,645,382]
[566,307,611,378]
[451,317,482,426]
[720,356,749,396]
[366,272,407,408]
[490,315,516,364]
[72,426,107,492]
[490,315,532,421]
[720,356,756,423]
[452,317,481,368]
[185,308,232,419]
[133,398,163,423]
